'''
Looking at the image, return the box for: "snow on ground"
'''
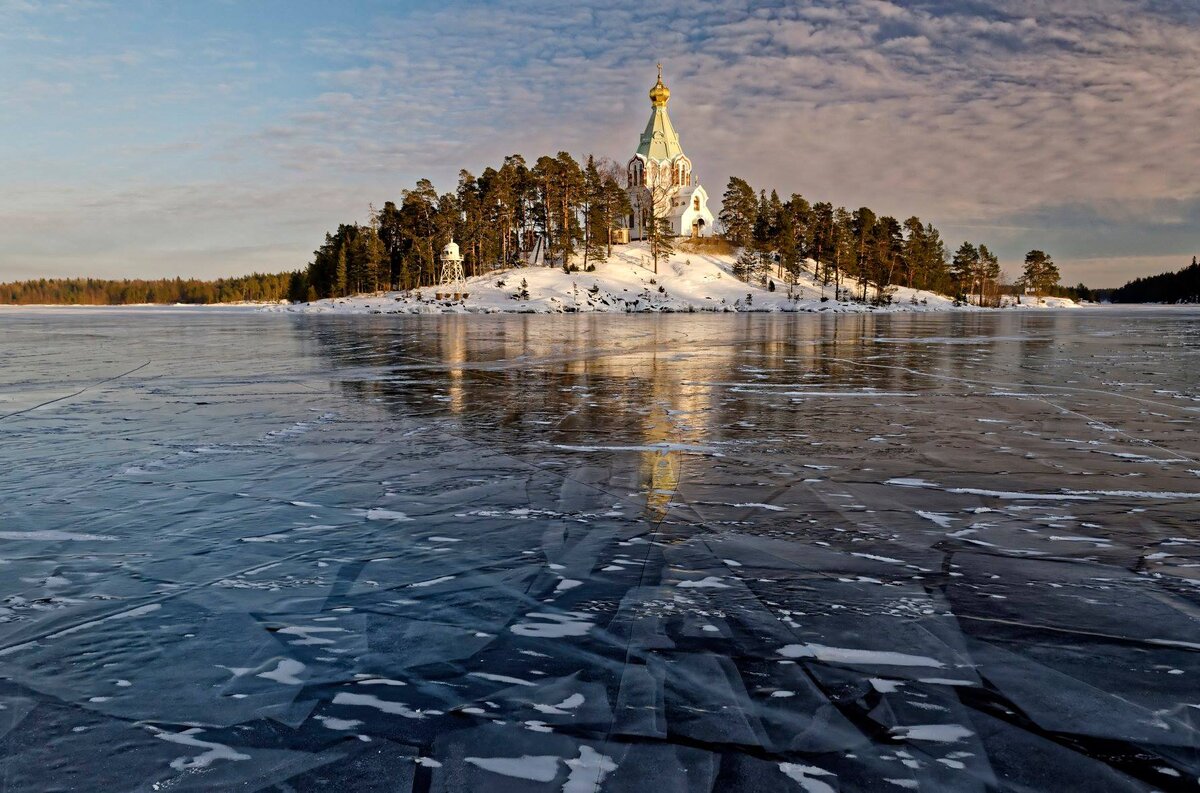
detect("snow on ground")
[273,241,1076,315]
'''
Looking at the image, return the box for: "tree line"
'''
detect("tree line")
[0,272,299,305]
[1110,256,1200,304]
[716,176,1062,305]
[299,153,632,300]
[3,156,1077,307]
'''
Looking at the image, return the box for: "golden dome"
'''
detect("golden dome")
[649,63,670,107]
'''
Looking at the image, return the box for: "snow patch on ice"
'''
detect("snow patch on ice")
[257,659,305,685]
[677,576,730,589]
[778,762,837,793]
[465,755,559,782]
[469,671,536,687]
[533,693,585,715]
[510,611,594,638]
[916,511,957,528]
[332,692,426,718]
[891,724,974,743]
[779,643,945,668]
[315,715,363,730]
[0,530,116,541]
[362,508,413,521]
[564,746,617,793]
[150,727,250,771]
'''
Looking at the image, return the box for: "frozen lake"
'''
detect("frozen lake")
[1,307,1198,791]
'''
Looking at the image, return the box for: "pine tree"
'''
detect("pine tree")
[334,244,348,297]
[647,216,675,274]
[363,227,386,292]
[582,156,608,268]
[718,177,757,246]
[1021,250,1060,298]
[978,244,1000,306]
[734,247,756,279]
[950,242,979,302]
[809,202,834,285]
[851,207,877,301]
[600,172,631,257]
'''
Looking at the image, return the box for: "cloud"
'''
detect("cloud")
[0,0,1196,283]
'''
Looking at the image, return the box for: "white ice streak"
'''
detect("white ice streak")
[0,530,116,541]
[409,575,457,588]
[469,672,536,687]
[1062,489,1200,499]
[779,644,945,668]
[553,442,717,454]
[315,715,363,731]
[916,511,957,528]
[277,626,345,645]
[677,576,731,589]
[851,552,906,564]
[886,478,1097,501]
[783,391,917,397]
[362,508,413,521]
[42,603,162,641]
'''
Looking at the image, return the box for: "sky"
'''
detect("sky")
[1,0,1198,287]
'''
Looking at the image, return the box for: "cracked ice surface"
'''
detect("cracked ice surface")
[1,306,1199,791]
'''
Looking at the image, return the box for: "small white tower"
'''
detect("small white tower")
[437,240,467,300]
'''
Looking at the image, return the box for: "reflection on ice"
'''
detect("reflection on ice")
[0,308,1198,790]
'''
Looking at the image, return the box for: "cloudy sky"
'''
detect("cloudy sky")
[2,0,1197,286]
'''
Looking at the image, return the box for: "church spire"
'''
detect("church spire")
[649,63,670,108]
[637,64,683,161]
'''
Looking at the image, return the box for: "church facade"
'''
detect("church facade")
[626,67,715,240]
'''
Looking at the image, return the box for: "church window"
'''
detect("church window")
[693,195,700,211]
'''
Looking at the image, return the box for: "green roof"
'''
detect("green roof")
[636,105,684,162]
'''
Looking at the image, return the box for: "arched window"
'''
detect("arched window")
[693,195,700,211]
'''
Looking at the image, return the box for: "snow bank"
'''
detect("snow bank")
[272,242,1074,315]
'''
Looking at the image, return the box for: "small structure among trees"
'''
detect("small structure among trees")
[436,240,468,301]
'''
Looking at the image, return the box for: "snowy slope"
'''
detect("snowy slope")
[275,241,1073,315]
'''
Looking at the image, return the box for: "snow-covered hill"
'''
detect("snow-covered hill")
[275,241,1073,315]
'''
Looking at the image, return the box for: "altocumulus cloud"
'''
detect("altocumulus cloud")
[0,0,1196,283]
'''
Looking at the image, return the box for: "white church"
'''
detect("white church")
[626,66,715,240]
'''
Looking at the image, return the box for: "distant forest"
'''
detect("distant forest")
[1109,257,1200,304]
[0,272,300,306]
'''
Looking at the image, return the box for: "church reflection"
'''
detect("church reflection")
[296,313,1053,523]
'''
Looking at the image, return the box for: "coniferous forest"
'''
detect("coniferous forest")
[1109,257,1200,304]
[295,154,1046,306]
[298,153,630,301]
[0,272,300,306]
[1,151,1085,306]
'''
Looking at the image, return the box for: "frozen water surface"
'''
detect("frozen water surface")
[1,306,1198,791]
